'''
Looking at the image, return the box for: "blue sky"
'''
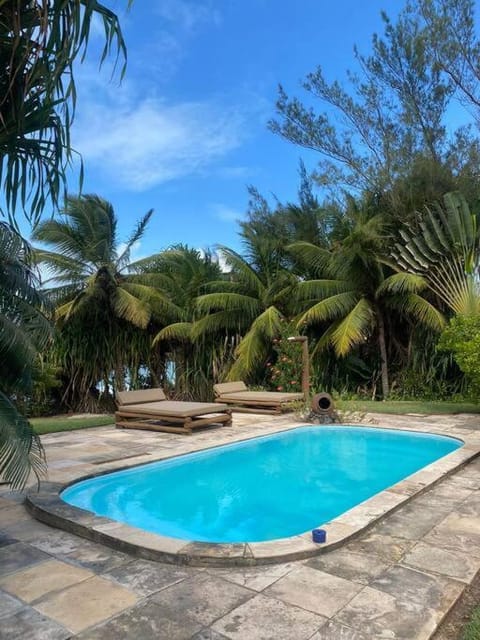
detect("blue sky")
[54,0,406,258]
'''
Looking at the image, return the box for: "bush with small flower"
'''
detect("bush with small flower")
[267,325,303,394]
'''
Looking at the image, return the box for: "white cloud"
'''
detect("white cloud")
[73,89,248,190]
[154,0,222,33]
[211,203,243,222]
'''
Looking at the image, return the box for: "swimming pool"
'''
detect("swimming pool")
[61,426,462,543]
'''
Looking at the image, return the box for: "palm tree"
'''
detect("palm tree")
[0,1,129,224]
[193,244,297,382]
[32,194,181,409]
[290,205,444,397]
[0,222,50,489]
[146,246,229,399]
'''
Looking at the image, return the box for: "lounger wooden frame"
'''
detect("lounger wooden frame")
[213,382,303,415]
[115,388,232,435]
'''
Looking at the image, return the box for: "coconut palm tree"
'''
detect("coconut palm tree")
[0,222,50,489]
[32,194,181,409]
[193,244,297,382]
[144,246,231,399]
[290,205,444,397]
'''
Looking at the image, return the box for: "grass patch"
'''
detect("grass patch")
[463,605,480,640]
[336,399,480,415]
[31,415,114,435]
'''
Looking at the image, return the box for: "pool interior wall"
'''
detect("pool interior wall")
[61,425,462,544]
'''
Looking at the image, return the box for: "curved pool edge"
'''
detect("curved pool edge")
[26,425,480,567]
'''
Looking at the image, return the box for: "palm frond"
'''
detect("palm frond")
[0,392,45,490]
[287,241,333,276]
[299,291,359,326]
[400,294,446,332]
[153,322,193,346]
[331,298,374,356]
[376,272,428,296]
[112,288,150,328]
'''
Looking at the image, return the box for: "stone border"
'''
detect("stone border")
[26,423,480,567]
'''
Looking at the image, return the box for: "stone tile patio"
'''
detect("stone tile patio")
[0,412,479,639]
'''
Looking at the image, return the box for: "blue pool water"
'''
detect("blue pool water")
[62,426,462,543]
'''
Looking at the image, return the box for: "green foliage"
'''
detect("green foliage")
[438,314,480,393]
[33,195,172,409]
[0,223,49,488]
[0,1,130,225]
[393,192,480,314]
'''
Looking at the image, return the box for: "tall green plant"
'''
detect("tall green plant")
[0,1,130,224]
[194,246,297,382]
[290,204,444,397]
[392,191,480,314]
[33,195,180,409]
[0,223,50,488]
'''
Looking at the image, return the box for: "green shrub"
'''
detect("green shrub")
[438,315,480,395]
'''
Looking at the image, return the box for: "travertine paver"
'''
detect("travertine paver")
[0,542,50,576]
[305,548,390,585]
[72,600,203,640]
[103,558,195,597]
[334,586,440,640]
[0,412,479,639]
[264,565,362,617]
[148,573,254,627]
[33,576,139,633]
[0,607,70,640]
[403,541,480,582]
[211,593,326,640]
[0,559,93,602]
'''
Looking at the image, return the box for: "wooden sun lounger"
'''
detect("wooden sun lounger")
[115,388,232,435]
[213,381,303,415]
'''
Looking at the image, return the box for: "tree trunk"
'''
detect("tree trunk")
[377,310,389,398]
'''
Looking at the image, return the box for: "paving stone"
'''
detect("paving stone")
[343,532,414,563]
[102,558,194,596]
[73,600,202,640]
[423,514,480,558]
[403,541,480,582]
[0,542,50,577]
[370,564,463,614]
[0,559,93,603]
[150,572,254,628]
[0,589,23,619]
[33,575,138,634]
[206,562,295,592]
[0,505,32,526]
[0,606,70,640]
[2,519,61,542]
[335,586,439,640]
[454,493,480,517]
[264,565,362,618]
[212,593,326,640]
[306,549,390,585]
[191,629,231,640]
[61,539,131,573]
[309,619,371,640]
[29,529,90,555]
[371,503,448,540]
[0,530,17,547]
[414,485,474,510]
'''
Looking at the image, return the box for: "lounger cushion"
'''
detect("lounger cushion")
[214,381,247,396]
[117,400,228,418]
[217,391,303,403]
[117,388,166,405]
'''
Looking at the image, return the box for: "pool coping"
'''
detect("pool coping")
[25,421,480,567]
